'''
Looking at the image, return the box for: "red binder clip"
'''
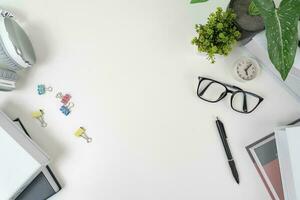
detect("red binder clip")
[56,92,71,105]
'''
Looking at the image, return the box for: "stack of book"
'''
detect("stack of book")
[244,31,300,101]
[0,111,61,200]
[246,119,300,200]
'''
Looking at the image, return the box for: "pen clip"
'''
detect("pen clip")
[216,117,227,139]
[220,122,227,139]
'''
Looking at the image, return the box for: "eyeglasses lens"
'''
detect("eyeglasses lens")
[231,92,260,113]
[198,80,226,102]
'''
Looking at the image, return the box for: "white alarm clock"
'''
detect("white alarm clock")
[233,57,261,82]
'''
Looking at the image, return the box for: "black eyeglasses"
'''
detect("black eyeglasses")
[197,76,264,114]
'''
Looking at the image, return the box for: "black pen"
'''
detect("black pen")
[215,117,240,184]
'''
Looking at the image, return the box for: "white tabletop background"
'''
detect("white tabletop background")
[1,0,300,199]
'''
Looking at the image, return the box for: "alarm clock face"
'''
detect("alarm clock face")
[234,57,260,81]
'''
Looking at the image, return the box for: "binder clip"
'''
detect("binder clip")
[37,84,53,95]
[56,92,71,104]
[60,102,74,116]
[74,127,92,143]
[32,109,47,127]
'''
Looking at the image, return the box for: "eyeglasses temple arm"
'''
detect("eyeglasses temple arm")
[225,83,248,111]
[198,81,214,96]
[243,92,248,112]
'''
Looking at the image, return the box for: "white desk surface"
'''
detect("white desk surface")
[1,0,300,199]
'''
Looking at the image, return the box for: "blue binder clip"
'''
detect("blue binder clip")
[38,84,53,95]
[60,102,74,116]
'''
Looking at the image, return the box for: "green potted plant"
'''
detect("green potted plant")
[191,7,241,63]
[228,0,264,41]
[191,0,300,80]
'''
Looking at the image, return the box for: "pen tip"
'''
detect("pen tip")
[235,177,240,184]
[216,117,219,121]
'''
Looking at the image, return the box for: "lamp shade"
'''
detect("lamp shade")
[0,15,36,71]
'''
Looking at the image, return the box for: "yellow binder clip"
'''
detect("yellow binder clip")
[74,127,92,143]
[32,109,47,127]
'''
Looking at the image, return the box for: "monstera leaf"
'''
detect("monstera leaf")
[190,0,208,4]
[252,0,300,80]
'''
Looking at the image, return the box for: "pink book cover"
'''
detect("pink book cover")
[246,133,284,200]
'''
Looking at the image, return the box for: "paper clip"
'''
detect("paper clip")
[74,127,92,143]
[56,92,71,104]
[32,109,47,127]
[60,102,74,116]
[37,84,53,95]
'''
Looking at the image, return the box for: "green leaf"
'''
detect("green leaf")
[252,0,300,80]
[248,1,260,16]
[190,0,208,4]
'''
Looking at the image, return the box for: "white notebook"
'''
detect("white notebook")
[275,126,300,200]
[0,111,49,199]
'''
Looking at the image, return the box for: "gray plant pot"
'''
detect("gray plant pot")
[228,0,264,43]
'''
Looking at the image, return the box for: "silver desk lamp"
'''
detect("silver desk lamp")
[0,9,36,91]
